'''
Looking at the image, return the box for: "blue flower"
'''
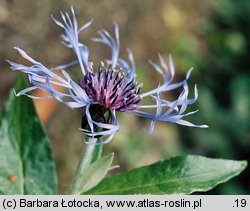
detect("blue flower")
[8,7,208,144]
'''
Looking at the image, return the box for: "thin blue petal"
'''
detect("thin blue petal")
[8,48,90,109]
[92,22,120,69]
[82,107,119,144]
[52,7,92,75]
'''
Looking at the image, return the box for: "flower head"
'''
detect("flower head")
[8,7,208,144]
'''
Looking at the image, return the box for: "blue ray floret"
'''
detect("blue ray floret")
[8,7,208,144]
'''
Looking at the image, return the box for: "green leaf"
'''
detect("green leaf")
[71,153,114,195]
[0,76,57,194]
[86,155,247,194]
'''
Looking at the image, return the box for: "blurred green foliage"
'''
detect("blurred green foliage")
[176,0,250,194]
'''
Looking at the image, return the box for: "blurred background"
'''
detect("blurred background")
[0,0,249,194]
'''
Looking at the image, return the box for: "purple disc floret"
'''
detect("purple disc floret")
[81,63,142,112]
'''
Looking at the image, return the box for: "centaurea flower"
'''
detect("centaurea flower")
[8,7,208,144]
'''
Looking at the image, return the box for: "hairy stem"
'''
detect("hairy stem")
[69,137,102,194]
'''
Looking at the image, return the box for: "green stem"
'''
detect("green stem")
[69,137,103,194]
